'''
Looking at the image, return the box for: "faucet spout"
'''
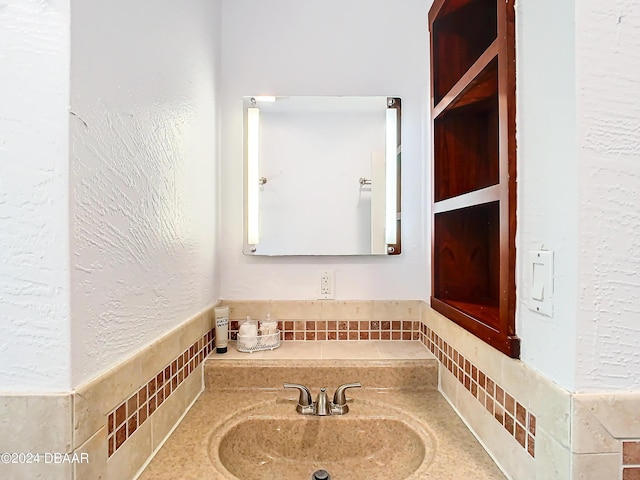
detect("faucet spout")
[315,387,330,416]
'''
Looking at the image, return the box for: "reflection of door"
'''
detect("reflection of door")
[370,152,386,254]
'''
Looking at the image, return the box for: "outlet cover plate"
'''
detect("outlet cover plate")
[318,270,334,299]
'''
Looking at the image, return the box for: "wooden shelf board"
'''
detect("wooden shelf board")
[432,296,498,330]
[433,40,499,118]
[431,297,520,358]
[433,185,500,213]
[442,299,499,327]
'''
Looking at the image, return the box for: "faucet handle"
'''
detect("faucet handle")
[283,383,314,414]
[332,382,361,414]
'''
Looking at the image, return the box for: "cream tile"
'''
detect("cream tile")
[453,378,535,480]
[0,394,72,453]
[571,453,621,480]
[427,307,504,382]
[419,301,430,322]
[439,365,458,404]
[74,426,107,480]
[1,461,71,480]
[373,340,433,359]
[137,332,182,391]
[105,417,152,480]
[270,300,322,320]
[208,340,432,361]
[571,395,620,454]
[529,377,572,449]
[150,382,187,451]
[181,364,204,408]
[267,341,322,359]
[320,300,373,320]
[465,332,504,385]
[178,309,213,352]
[225,300,272,320]
[373,300,421,321]
[500,357,538,409]
[424,308,457,342]
[535,429,572,480]
[135,307,211,391]
[74,355,143,449]
[321,341,379,359]
[578,392,640,439]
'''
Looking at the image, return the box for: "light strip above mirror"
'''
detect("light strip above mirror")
[385,106,398,245]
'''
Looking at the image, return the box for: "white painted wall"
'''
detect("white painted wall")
[0,0,72,392]
[69,0,221,386]
[574,0,640,392]
[516,0,640,392]
[220,0,430,300]
[515,0,579,391]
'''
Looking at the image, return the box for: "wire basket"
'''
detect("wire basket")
[236,330,281,353]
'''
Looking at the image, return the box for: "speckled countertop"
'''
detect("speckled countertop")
[139,342,506,479]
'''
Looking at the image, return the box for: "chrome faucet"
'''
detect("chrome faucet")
[331,382,361,415]
[283,382,361,416]
[282,383,314,415]
[315,387,330,416]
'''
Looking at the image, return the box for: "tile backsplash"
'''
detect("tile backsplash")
[225,300,421,341]
[229,319,420,341]
[4,299,640,480]
[419,321,536,458]
[106,329,214,458]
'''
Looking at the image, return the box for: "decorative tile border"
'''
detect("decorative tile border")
[229,320,421,341]
[419,322,536,458]
[623,441,640,480]
[106,329,215,458]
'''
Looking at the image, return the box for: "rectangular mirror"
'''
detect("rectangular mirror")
[243,95,401,256]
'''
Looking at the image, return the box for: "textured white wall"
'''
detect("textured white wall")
[575,0,640,392]
[69,0,221,386]
[516,0,640,392]
[515,0,579,391]
[0,0,71,392]
[220,0,430,300]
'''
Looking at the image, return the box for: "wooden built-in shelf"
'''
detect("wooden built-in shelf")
[433,42,498,118]
[433,77,498,202]
[431,0,497,105]
[434,202,500,316]
[430,0,518,358]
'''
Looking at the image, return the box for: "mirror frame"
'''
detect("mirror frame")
[242,96,401,256]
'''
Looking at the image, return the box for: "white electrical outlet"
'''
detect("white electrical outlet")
[319,271,335,299]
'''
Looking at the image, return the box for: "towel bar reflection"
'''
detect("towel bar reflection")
[359,177,372,186]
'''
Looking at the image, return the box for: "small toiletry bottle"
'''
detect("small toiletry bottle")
[214,306,229,354]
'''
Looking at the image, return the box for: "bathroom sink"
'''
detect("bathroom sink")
[215,416,431,480]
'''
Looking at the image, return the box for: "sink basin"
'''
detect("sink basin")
[215,416,432,480]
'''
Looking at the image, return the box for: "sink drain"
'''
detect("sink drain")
[311,469,331,480]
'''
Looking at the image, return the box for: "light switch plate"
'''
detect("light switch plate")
[528,251,553,317]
